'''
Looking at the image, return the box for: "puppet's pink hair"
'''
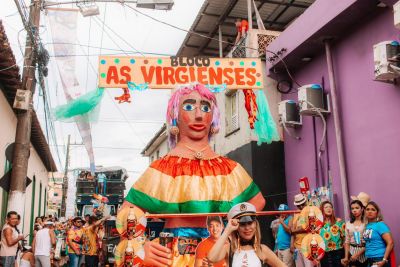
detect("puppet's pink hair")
[166,83,220,148]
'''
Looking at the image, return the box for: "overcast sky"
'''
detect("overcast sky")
[1,0,205,193]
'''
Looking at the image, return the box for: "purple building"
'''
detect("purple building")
[267,0,400,260]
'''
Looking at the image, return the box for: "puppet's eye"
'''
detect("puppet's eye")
[182,104,195,111]
[200,105,211,113]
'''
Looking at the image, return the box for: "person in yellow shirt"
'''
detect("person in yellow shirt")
[67,217,84,267]
[290,194,313,267]
[82,216,110,267]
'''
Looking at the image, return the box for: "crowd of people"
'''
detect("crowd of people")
[0,191,395,267]
[267,193,395,267]
[0,212,109,267]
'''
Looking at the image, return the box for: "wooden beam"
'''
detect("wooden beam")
[260,0,310,8]
[198,0,240,54]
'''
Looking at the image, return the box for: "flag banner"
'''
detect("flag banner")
[48,10,96,175]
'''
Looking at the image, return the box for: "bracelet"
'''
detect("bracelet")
[382,258,388,263]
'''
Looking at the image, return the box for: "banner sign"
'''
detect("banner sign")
[98,56,264,89]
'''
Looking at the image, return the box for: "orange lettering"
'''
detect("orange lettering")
[197,67,208,84]
[245,68,257,86]
[223,68,234,85]
[189,67,196,82]
[119,66,131,83]
[208,67,223,84]
[163,67,175,84]
[234,68,245,86]
[141,66,155,83]
[155,66,163,85]
[106,66,119,84]
[175,67,189,83]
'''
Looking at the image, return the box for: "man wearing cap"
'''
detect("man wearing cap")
[195,216,226,267]
[291,194,313,267]
[275,204,294,267]
[32,220,56,267]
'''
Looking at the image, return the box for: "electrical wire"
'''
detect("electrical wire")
[93,15,144,57]
[121,3,303,90]
[99,2,107,56]
[48,51,174,57]
[301,100,327,184]
[85,17,92,92]
[123,3,258,52]
[279,117,300,140]
[43,42,175,56]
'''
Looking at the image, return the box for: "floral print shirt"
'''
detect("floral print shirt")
[319,219,346,251]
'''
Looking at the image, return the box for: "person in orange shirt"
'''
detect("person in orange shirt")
[195,216,227,267]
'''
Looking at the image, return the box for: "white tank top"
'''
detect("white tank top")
[34,228,52,256]
[232,249,262,267]
[0,224,19,256]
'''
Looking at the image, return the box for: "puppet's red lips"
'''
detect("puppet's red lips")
[189,124,206,131]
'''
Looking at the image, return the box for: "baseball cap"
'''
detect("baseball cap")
[278,204,289,211]
[227,202,257,223]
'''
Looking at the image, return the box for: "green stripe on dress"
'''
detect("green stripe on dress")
[124,182,260,214]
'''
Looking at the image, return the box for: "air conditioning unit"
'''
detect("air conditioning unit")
[278,100,302,127]
[373,41,400,81]
[394,1,400,29]
[298,84,330,116]
[13,89,31,110]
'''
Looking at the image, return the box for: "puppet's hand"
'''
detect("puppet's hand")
[143,240,172,267]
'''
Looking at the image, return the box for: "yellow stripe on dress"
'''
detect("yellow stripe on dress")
[132,163,253,203]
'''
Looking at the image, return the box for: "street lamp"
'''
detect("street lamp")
[136,0,174,10]
[77,1,100,17]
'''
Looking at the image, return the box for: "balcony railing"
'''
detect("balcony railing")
[227,29,281,58]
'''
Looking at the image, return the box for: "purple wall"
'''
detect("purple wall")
[281,7,400,259]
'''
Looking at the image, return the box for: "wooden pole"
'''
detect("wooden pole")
[8,0,41,218]
[60,135,71,217]
[145,210,299,219]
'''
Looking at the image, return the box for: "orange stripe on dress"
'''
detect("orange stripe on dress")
[149,156,238,177]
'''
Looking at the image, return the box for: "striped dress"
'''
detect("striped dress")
[125,155,261,215]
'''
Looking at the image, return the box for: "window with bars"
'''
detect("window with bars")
[225,90,239,135]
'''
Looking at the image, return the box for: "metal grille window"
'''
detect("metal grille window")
[258,34,278,58]
[225,91,239,135]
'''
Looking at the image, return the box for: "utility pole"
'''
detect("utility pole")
[60,135,71,217]
[7,0,41,218]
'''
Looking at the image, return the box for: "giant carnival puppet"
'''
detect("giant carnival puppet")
[119,83,266,266]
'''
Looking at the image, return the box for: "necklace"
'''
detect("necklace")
[184,145,208,160]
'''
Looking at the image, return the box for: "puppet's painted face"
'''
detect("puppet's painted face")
[178,91,213,142]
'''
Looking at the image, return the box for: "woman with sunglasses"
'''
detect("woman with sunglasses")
[341,200,367,267]
[208,202,285,267]
[363,202,394,267]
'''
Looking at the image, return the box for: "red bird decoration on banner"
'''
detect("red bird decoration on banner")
[115,88,131,103]
[243,89,258,129]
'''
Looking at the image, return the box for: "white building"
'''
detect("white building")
[0,21,57,242]
[141,124,168,163]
